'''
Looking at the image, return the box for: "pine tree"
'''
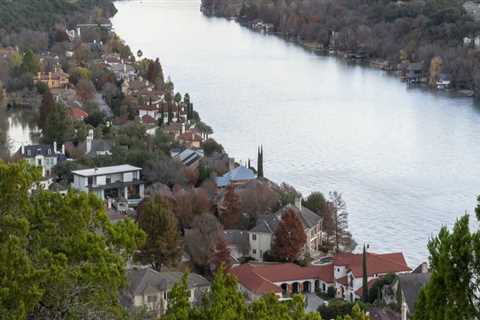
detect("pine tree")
[221,185,241,229]
[39,90,55,129]
[272,208,307,262]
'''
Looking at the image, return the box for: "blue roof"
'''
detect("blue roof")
[216,166,256,187]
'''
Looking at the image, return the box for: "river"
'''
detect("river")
[112,0,480,266]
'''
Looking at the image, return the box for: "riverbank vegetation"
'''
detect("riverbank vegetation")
[202,0,480,95]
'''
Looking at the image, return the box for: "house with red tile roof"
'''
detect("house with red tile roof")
[229,251,411,303]
[229,263,334,301]
[332,252,411,302]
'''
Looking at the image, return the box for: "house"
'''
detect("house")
[69,106,89,121]
[248,199,323,261]
[382,262,431,319]
[216,165,256,188]
[71,164,145,206]
[229,263,334,301]
[332,252,411,302]
[224,229,250,263]
[177,129,203,148]
[34,68,69,89]
[230,250,411,303]
[170,148,204,168]
[122,267,210,317]
[16,143,66,177]
[64,130,112,158]
[404,63,423,85]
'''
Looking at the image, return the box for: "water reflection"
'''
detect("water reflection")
[1,106,39,155]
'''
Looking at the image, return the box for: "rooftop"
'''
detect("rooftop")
[333,252,411,278]
[72,164,141,177]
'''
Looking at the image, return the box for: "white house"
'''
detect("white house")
[71,164,145,206]
[248,199,324,261]
[122,267,210,317]
[16,142,66,177]
[230,251,411,303]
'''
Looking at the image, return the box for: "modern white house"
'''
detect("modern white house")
[122,267,210,317]
[16,142,66,178]
[71,164,145,206]
[248,199,324,261]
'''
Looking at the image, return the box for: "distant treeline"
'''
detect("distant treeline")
[202,0,480,93]
[0,0,116,32]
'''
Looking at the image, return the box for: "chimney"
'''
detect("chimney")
[181,122,186,134]
[86,129,94,154]
[401,302,407,320]
[107,197,112,209]
[21,144,25,155]
[53,141,57,154]
[61,143,65,155]
[77,27,81,38]
[295,197,302,210]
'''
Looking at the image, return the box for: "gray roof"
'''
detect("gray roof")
[72,164,141,177]
[127,267,210,297]
[88,139,113,156]
[398,273,431,314]
[171,148,204,167]
[216,166,256,187]
[224,229,250,249]
[250,204,321,233]
[18,144,64,159]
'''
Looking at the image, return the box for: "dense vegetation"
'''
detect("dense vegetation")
[0,0,115,32]
[202,0,480,93]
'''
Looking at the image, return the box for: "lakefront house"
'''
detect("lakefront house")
[229,251,411,303]
[71,164,145,207]
[16,142,66,178]
[248,199,324,261]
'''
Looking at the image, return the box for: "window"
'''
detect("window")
[37,159,42,166]
[252,234,257,241]
[252,249,257,255]
[337,268,340,272]
[147,295,157,303]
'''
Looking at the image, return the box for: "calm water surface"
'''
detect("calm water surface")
[112,0,480,265]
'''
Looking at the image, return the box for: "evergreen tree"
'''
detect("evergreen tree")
[198,266,248,320]
[21,50,40,74]
[303,192,327,216]
[0,161,145,318]
[164,273,192,320]
[42,102,72,145]
[257,146,264,178]
[136,195,183,270]
[221,185,241,229]
[38,90,55,129]
[272,208,307,262]
[362,244,368,302]
[413,211,479,320]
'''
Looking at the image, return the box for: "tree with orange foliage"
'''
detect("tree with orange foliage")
[272,209,306,262]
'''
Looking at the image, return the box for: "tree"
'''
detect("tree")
[413,206,480,320]
[197,266,248,320]
[257,145,264,178]
[211,237,231,271]
[75,78,96,102]
[328,191,354,253]
[362,244,368,302]
[221,184,241,229]
[38,90,55,128]
[164,273,192,320]
[136,195,183,270]
[272,208,306,262]
[303,192,327,216]
[20,50,40,74]
[42,102,73,145]
[202,139,224,156]
[0,161,145,319]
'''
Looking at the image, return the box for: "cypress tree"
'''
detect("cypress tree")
[362,244,369,302]
[257,146,264,178]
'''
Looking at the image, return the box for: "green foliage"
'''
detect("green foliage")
[202,138,224,157]
[164,273,192,320]
[413,210,480,320]
[136,195,183,270]
[318,299,353,319]
[20,50,40,74]
[303,192,327,216]
[0,161,145,318]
